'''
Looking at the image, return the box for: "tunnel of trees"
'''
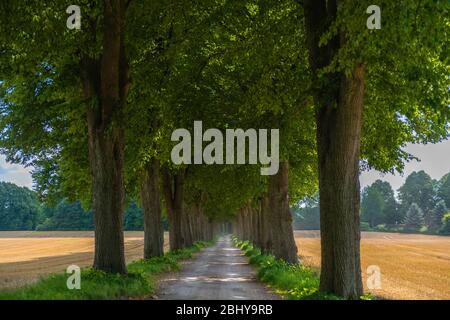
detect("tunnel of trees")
[0,0,449,299]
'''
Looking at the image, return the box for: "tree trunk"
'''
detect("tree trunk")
[140,159,164,259]
[191,203,204,242]
[89,126,126,273]
[268,161,298,264]
[182,206,194,247]
[82,0,129,274]
[259,193,272,253]
[243,207,250,241]
[303,0,364,298]
[162,168,186,250]
[316,65,365,299]
[252,206,260,248]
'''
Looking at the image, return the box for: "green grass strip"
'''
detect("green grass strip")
[0,240,213,300]
[231,236,373,300]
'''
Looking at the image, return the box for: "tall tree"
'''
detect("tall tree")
[140,160,164,258]
[403,203,425,231]
[429,200,448,232]
[437,173,450,209]
[300,0,449,298]
[398,171,436,225]
[361,186,384,227]
[268,161,298,263]
[362,180,400,226]
[303,0,364,298]
[0,182,42,230]
[0,0,132,273]
[162,168,186,250]
[83,0,130,274]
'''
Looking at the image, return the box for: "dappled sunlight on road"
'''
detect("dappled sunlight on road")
[157,235,280,300]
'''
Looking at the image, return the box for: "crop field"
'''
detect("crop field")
[0,231,169,290]
[295,231,450,300]
[1,231,449,300]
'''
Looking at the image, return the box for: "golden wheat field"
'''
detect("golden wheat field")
[295,230,450,300]
[0,231,169,290]
[0,231,449,299]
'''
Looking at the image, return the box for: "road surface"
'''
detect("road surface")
[157,235,279,300]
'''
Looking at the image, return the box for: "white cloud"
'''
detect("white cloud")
[360,139,450,191]
[0,155,33,189]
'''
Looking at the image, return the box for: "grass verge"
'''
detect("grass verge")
[0,241,213,300]
[232,236,373,300]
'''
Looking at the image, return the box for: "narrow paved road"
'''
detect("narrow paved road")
[157,235,279,300]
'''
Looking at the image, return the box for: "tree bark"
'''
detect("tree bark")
[162,168,186,250]
[268,161,298,264]
[81,0,129,274]
[182,205,194,247]
[251,205,260,249]
[259,193,272,253]
[140,159,164,259]
[316,64,365,299]
[303,0,364,298]
[191,203,205,242]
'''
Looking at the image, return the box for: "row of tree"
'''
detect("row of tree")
[292,170,450,234]
[361,171,450,233]
[1,1,448,299]
[0,181,166,231]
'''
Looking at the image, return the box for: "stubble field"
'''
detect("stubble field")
[0,231,169,290]
[295,230,450,300]
[0,230,448,299]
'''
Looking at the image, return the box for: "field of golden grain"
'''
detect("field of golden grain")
[295,230,450,300]
[1,230,448,299]
[0,231,169,290]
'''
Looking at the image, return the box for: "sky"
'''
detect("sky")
[0,156,33,188]
[0,139,449,192]
[360,139,450,191]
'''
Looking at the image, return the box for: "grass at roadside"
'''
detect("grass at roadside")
[0,241,213,300]
[233,236,372,300]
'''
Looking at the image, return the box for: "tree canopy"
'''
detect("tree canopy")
[0,0,449,298]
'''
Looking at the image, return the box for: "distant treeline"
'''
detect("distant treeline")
[0,181,167,231]
[2,169,450,235]
[292,170,450,235]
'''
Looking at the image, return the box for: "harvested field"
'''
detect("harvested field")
[0,231,169,290]
[295,230,450,300]
[1,230,449,299]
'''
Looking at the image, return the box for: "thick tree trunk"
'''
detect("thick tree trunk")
[82,0,129,274]
[316,65,364,299]
[268,161,298,264]
[303,0,364,298]
[140,160,164,259]
[162,168,186,250]
[191,203,206,242]
[89,126,126,273]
